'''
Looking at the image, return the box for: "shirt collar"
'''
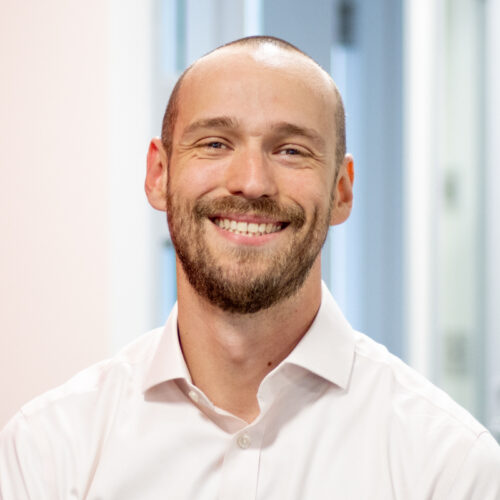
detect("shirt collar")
[143,282,356,392]
[284,282,355,389]
[142,303,191,392]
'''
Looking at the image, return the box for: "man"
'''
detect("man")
[1,36,499,499]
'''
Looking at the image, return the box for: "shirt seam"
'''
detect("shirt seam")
[442,431,488,500]
[353,348,485,438]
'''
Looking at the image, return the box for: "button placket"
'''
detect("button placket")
[237,433,252,449]
[218,427,264,500]
[188,390,200,403]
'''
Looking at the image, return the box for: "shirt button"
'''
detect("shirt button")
[188,390,200,403]
[237,433,251,449]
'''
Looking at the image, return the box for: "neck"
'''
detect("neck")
[176,261,322,423]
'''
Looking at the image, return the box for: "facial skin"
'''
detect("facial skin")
[146,44,354,314]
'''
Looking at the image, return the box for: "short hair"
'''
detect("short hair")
[161,36,346,169]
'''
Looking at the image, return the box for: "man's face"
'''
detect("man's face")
[166,46,344,313]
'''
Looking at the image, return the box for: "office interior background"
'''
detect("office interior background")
[1,0,499,441]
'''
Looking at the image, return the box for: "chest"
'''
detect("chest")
[83,397,424,500]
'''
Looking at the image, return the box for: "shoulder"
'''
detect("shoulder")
[447,431,500,498]
[0,327,165,495]
[0,327,164,496]
[351,330,485,435]
[349,331,500,497]
[17,326,164,421]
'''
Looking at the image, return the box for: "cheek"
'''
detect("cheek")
[276,171,332,211]
[170,161,227,200]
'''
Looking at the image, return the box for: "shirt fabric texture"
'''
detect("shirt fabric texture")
[1,284,500,499]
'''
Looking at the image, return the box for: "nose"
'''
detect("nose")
[224,145,278,199]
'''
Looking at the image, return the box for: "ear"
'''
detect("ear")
[330,154,354,226]
[145,138,168,211]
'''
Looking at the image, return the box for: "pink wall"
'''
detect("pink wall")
[0,1,111,426]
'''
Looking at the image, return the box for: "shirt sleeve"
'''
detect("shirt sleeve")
[446,431,500,500]
[0,412,48,500]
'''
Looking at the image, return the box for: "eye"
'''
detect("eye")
[198,140,228,151]
[276,145,310,158]
[279,148,301,156]
[197,140,231,153]
[205,141,226,149]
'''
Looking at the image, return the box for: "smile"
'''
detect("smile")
[213,217,284,236]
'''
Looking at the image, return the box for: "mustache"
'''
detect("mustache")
[194,196,306,228]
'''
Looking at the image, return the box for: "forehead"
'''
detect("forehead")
[174,45,337,141]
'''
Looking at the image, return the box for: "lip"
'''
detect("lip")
[209,216,287,246]
[209,212,287,225]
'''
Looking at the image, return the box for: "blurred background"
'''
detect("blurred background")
[1,0,499,440]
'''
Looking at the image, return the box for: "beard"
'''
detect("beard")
[167,191,332,314]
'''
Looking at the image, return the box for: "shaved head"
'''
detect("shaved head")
[161,36,346,170]
[153,35,354,314]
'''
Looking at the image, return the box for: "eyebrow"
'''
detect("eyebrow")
[182,116,239,137]
[181,116,325,149]
[270,122,325,149]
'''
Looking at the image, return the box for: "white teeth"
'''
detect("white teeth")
[214,218,282,236]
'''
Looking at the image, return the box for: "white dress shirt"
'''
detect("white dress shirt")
[1,284,500,499]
